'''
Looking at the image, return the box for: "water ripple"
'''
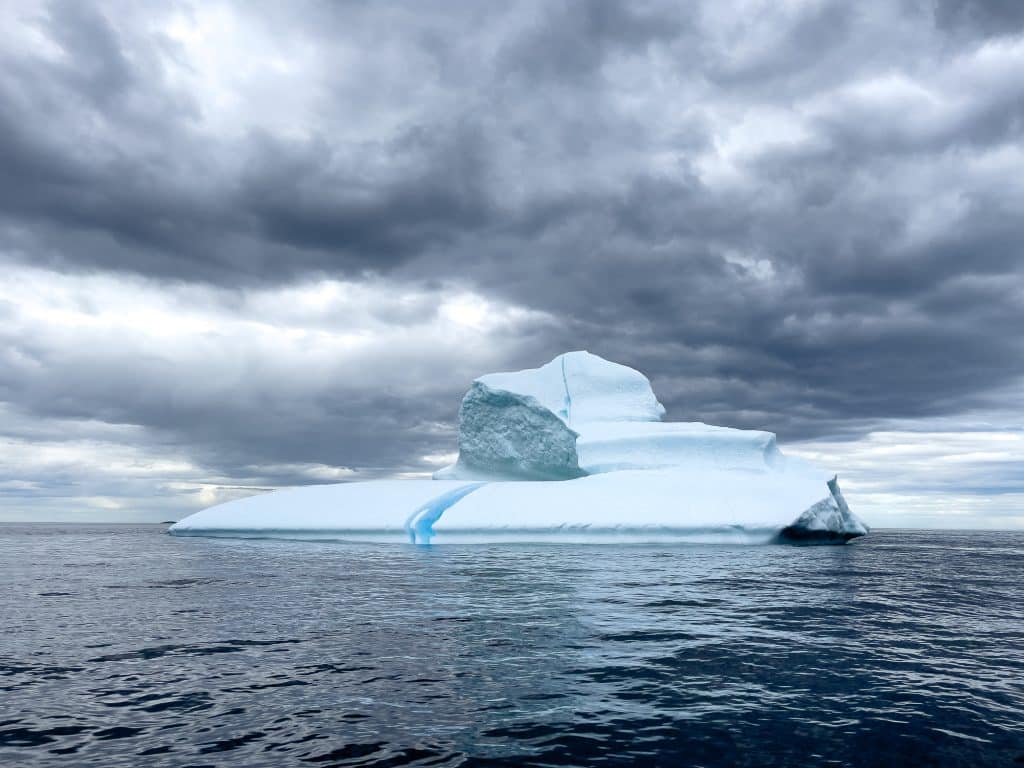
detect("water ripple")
[0,525,1022,766]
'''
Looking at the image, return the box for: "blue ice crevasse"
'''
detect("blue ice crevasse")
[405,483,486,545]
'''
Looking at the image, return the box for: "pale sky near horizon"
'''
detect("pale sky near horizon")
[1,0,1023,529]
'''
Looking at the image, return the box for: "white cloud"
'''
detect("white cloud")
[1,0,1022,531]
[0,263,555,521]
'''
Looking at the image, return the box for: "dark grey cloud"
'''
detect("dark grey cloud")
[1,0,1023,521]
[238,126,496,263]
[934,0,1024,36]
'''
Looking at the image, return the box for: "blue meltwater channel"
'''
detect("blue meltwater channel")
[404,483,487,544]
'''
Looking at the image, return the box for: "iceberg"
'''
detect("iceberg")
[170,351,868,544]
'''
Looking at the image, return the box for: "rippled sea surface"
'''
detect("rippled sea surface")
[1,525,1022,767]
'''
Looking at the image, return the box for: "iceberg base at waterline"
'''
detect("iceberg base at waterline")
[169,351,869,545]
[168,467,866,545]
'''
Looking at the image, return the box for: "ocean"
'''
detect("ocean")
[1,525,1021,767]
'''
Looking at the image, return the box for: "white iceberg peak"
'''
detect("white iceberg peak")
[437,351,670,481]
[477,350,667,426]
[437,351,784,482]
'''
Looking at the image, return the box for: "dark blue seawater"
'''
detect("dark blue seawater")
[1,525,1022,767]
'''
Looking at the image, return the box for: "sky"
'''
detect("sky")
[1,0,1022,528]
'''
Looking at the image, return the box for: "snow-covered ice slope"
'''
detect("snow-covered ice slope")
[436,467,865,543]
[169,480,472,540]
[170,351,869,544]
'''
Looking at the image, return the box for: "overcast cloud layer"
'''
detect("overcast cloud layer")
[1,0,1022,527]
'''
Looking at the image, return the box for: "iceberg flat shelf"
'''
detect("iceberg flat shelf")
[169,469,866,544]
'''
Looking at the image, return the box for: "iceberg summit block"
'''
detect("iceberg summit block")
[170,351,869,544]
[437,351,666,480]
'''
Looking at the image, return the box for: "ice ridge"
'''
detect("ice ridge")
[778,476,868,542]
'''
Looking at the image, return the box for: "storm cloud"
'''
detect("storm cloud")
[1,0,1022,526]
